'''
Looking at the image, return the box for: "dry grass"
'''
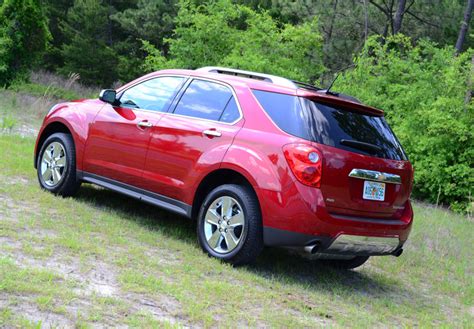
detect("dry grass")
[30,70,97,99]
[0,71,99,136]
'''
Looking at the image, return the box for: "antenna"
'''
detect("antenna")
[321,63,355,95]
[325,73,340,95]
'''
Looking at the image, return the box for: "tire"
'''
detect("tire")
[319,256,369,270]
[197,184,263,266]
[37,132,81,197]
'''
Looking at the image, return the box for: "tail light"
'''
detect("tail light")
[283,143,323,188]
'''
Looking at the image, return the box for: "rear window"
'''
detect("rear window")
[252,90,407,161]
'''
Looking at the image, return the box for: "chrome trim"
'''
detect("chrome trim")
[348,168,401,184]
[197,66,297,89]
[326,234,400,255]
[137,121,153,128]
[202,129,222,137]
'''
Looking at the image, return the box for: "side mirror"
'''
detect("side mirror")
[99,89,117,105]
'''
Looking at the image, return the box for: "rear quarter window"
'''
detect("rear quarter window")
[252,90,312,140]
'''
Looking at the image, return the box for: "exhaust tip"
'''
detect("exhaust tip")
[304,242,320,254]
[393,248,403,257]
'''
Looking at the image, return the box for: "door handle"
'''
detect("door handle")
[137,121,153,128]
[203,129,222,137]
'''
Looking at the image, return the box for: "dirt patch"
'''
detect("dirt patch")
[0,295,74,328]
[0,231,188,327]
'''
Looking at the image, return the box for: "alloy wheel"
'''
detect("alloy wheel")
[40,141,67,187]
[204,196,245,254]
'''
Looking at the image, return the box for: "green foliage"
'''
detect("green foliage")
[336,35,474,212]
[1,113,17,132]
[0,0,51,87]
[111,0,177,52]
[272,0,471,73]
[60,0,119,86]
[143,0,325,82]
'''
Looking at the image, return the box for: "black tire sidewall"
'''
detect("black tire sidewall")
[197,185,257,262]
[37,133,76,194]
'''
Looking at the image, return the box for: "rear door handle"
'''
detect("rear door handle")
[137,120,153,128]
[203,129,222,137]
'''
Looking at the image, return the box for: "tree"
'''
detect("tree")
[143,0,325,82]
[455,0,474,54]
[111,0,177,54]
[393,0,407,34]
[336,35,474,213]
[60,0,119,86]
[0,0,51,87]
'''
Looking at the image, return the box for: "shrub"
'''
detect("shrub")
[336,35,474,212]
[143,0,325,82]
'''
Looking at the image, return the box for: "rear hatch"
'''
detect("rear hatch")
[252,90,413,219]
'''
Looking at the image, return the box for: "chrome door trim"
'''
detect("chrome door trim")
[202,129,222,137]
[137,121,153,128]
[348,168,401,184]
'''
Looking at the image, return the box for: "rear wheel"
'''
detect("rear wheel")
[37,133,81,196]
[197,184,263,265]
[320,256,369,270]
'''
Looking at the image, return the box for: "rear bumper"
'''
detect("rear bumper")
[263,227,404,256]
[258,180,413,255]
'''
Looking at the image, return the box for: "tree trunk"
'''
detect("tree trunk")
[364,0,369,41]
[455,0,474,55]
[393,0,407,34]
[465,54,474,110]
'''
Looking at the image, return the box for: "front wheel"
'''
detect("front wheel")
[37,133,81,197]
[197,184,263,266]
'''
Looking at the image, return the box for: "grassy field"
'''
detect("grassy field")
[0,75,473,327]
[0,134,472,328]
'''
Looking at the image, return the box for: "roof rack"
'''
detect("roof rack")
[196,66,298,89]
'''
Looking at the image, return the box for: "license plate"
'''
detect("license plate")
[363,181,385,201]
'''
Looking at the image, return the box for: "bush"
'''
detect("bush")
[336,35,474,213]
[143,0,325,82]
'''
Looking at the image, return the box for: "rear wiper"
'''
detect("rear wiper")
[340,139,382,154]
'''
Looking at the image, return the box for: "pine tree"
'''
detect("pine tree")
[60,0,119,86]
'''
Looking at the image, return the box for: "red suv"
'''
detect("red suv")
[34,67,414,268]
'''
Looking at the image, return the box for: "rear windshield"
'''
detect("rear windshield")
[252,90,407,161]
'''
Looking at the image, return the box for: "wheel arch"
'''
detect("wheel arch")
[191,168,261,220]
[34,121,74,169]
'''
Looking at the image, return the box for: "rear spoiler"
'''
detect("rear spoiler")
[297,89,384,117]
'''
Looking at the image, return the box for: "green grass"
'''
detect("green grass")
[0,134,473,327]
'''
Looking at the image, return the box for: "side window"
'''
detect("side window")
[252,89,310,140]
[220,97,240,123]
[119,76,184,112]
[174,79,238,122]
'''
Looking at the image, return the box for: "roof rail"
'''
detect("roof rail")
[291,80,324,92]
[196,66,297,89]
